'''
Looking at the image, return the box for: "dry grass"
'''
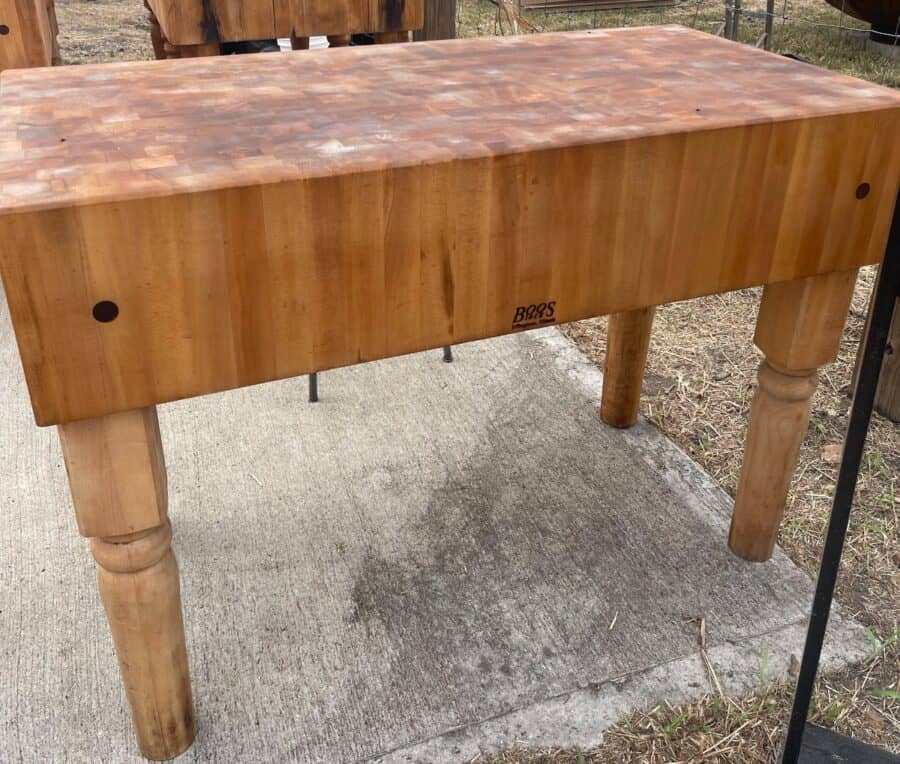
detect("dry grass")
[51,1,899,760]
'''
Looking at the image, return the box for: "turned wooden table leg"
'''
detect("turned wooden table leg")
[58,407,195,760]
[600,306,656,428]
[729,269,858,561]
[46,0,62,64]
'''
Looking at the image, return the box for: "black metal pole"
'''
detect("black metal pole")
[309,372,319,403]
[442,345,453,363]
[781,190,900,763]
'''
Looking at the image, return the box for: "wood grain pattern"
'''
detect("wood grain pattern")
[58,407,168,538]
[0,0,55,72]
[729,269,858,561]
[0,27,898,426]
[144,0,422,43]
[753,268,860,372]
[60,405,195,759]
[601,307,656,428]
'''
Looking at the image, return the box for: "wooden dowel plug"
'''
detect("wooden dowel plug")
[58,407,195,759]
[145,4,166,60]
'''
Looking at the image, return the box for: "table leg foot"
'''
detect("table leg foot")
[93,524,195,760]
[729,361,818,561]
[729,269,858,561]
[58,407,196,760]
[600,306,655,428]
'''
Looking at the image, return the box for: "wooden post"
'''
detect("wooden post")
[413,0,456,40]
[45,0,61,64]
[600,307,655,428]
[729,270,858,562]
[872,300,900,420]
[58,407,195,761]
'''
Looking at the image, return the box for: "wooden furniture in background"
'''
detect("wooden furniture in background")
[871,300,900,421]
[1,26,898,757]
[0,0,59,73]
[601,307,656,428]
[144,0,423,58]
[414,0,455,40]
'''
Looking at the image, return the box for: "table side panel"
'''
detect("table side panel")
[146,0,422,43]
[1,111,897,426]
[0,0,53,73]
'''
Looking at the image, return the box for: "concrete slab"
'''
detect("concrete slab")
[0,296,869,763]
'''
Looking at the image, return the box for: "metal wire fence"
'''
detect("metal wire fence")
[477,0,899,68]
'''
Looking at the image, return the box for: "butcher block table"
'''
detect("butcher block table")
[1,26,899,759]
[144,0,422,58]
[0,0,59,73]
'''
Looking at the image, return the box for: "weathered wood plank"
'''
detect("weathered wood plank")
[0,0,55,72]
[413,0,455,40]
[144,0,423,43]
[0,27,898,426]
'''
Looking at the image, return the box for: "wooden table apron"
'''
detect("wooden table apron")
[0,26,898,760]
[143,0,424,47]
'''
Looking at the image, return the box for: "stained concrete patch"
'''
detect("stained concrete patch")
[0,297,869,762]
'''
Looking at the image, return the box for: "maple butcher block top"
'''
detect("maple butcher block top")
[0,26,899,426]
[1,25,898,215]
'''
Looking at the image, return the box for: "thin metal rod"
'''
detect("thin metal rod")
[442,346,453,363]
[781,191,900,763]
[308,372,318,403]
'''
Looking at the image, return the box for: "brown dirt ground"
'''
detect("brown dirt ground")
[48,1,899,760]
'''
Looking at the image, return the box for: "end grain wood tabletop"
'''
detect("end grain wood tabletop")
[0,26,898,759]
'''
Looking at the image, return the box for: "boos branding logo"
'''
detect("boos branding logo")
[512,301,557,330]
